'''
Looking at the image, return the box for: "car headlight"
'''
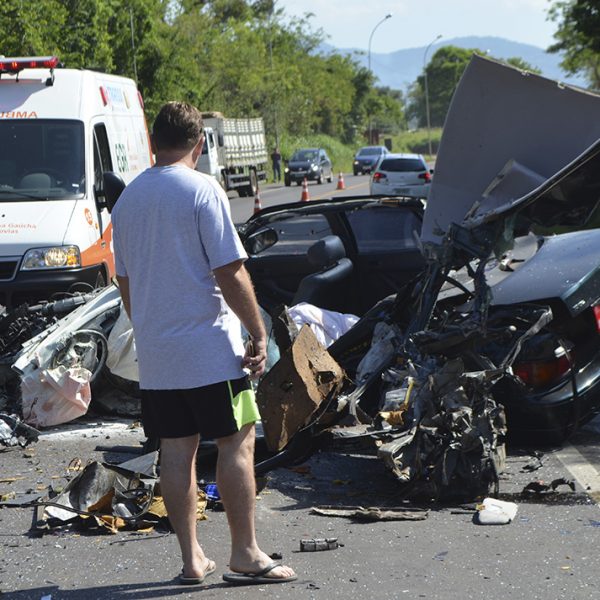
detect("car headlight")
[353,160,359,165]
[284,167,290,173]
[311,164,319,171]
[21,246,81,270]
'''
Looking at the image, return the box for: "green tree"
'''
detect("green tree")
[407,47,542,129]
[549,0,600,89]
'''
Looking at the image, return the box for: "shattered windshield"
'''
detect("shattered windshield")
[0,119,85,200]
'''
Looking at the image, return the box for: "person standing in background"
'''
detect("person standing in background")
[271,146,282,182]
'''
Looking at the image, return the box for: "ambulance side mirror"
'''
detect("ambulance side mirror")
[100,171,126,213]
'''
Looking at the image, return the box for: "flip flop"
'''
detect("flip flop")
[178,560,216,585]
[222,560,297,585]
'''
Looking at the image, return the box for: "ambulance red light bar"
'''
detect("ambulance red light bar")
[0,56,60,74]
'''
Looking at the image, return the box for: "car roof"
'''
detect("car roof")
[379,153,424,160]
[241,195,424,232]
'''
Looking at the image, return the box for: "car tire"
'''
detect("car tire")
[353,169,359,176]
[327,170,333,183]
[284,179,290,187]
[317,170,323,184]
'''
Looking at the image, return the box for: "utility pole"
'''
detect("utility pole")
[424,34,442,157]
[367,13,392,144]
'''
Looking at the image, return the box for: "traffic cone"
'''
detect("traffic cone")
[336,172,345,190]
[253,189,262,214]
[300,177,310,202]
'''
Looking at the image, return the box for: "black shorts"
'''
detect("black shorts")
[141,376,260,440]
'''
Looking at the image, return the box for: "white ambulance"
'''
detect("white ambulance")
[0,56,153,308]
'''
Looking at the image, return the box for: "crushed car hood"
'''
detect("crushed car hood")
[423,55,600,247]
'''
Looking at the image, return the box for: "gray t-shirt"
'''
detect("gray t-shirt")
[112,165,248,390]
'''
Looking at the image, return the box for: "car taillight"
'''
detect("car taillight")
[513,354,571,389]
[418,171,432,182]
[373,172,386,182]
[593,305,600,334]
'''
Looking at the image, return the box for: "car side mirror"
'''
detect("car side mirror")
[244,228,278,255]
[101,171,126,213]
[430,169,435,175]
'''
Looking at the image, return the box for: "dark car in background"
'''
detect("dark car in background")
[284,148,333,186]
[353,145,388,175]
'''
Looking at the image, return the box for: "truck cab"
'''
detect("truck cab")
[0,56,153,308]
[196,126,221,184]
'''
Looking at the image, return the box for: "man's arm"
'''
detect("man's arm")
[116,275,132,319]
[213,259,267,379]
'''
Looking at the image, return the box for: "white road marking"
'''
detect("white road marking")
[553,442,600,503]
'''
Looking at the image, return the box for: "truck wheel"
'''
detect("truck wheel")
[248,169,259,196]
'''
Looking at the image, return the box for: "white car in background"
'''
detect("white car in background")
[370,153,432,198]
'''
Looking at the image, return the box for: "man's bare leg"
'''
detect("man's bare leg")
[216,424,295,579]
[160,434,215,579]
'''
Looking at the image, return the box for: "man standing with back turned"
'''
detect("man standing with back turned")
[112,102,296,586]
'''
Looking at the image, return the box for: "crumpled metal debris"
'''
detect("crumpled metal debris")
[521,478,576,496]
[24,451,207,534]
[0,412,39,448]
[310,505,428,521]
[300,537,340,551]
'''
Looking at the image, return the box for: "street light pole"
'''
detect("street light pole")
[424,34,442,158]
[367,13,392,144]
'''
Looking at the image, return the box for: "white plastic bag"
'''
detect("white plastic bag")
[21,365,92,427]
[475,497,518,525]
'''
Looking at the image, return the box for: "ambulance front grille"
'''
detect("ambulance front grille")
[0,260,18,281]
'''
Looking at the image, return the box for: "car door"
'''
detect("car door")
[344,204,425,313]
[243,211,337,312]
[320,151,332,178]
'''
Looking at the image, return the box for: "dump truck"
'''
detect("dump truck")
[196,112,268,197]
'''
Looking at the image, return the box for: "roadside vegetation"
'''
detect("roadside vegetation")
[0,0,593,166]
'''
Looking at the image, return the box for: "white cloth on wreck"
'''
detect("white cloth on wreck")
[106,308,139,382]
[288,302,359,348]
[112,165,247,389]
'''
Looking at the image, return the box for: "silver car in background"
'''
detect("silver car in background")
[369,153,432,198]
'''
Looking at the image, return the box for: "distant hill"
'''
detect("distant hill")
[322,36,587,91]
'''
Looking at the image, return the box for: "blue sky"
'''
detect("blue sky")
[278,0,557,52]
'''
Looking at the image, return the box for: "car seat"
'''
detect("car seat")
[292,235,354,312]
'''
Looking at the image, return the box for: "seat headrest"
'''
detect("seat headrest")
[18,173,53,189]
[307,235,347,268]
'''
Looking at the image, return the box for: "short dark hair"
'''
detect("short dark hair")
[152,102,204,151]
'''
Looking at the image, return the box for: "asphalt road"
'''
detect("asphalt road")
[1,416,600,599]
[1,174,600,598]
[229,173,371,225]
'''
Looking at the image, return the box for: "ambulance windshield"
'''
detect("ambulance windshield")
[0,120,84,199]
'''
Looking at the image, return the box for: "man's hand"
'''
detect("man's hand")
[242,337,267,380]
